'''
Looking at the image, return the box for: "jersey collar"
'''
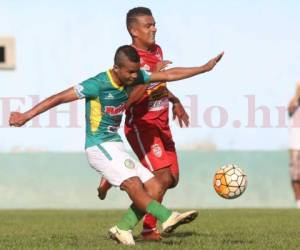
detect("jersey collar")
[107,69,124,91]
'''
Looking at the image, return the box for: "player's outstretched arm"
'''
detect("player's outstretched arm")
[149,52,224,83]
[9,87,79,127]
[125,60,173,108]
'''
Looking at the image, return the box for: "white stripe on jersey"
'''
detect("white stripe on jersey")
[133,124,154,172]
[73,85,85,99]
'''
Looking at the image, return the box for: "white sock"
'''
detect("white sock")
[296,200,300,208]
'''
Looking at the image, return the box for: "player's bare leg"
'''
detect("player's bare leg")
[292,181,300,208]
[155,168,178,190]
[290,150,300,208]
[121,176,163,211]
[141,168,180,240]
[97,176,112,200]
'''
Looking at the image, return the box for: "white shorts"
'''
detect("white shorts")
[86,141,154,187]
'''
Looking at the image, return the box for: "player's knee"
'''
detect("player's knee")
[158,171,175,190]
[120,176,143,193]
[169,174,179,189]
[169,177,179,189]
[151,178,164,197]
[144,177,164,198]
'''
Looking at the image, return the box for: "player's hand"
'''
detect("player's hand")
[204,52,224,72]
[9,112,30,127]
[172,102,190,127]
[153,60,172,72]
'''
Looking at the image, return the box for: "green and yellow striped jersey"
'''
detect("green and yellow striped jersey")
[74,69,150,148]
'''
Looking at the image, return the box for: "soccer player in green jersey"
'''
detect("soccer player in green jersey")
[98,7,200,241]
[9,45,223,245]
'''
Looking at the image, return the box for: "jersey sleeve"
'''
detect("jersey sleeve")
[73,78,100,99]
[134,69,151,85]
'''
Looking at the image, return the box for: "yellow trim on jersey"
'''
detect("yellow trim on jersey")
[146,82,167,95]
[107,69,124,91]
[90,97,102,133]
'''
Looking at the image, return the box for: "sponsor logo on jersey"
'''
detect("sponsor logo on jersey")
[104,93,114,100]
[105,103,125,116]
[124,159,135,169]
[148,98,169,111]
[152,144,162,158]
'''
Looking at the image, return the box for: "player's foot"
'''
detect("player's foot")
[296,200,300,208]
[162,210,198,234]
[108,226,135,245]
[141,229,162,241]
[97,177,111,200]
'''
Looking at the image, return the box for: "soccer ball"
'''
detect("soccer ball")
[213,164,247,199]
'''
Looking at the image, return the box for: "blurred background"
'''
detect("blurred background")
[1,0,299,208]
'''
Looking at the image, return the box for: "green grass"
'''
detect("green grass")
[0,209,299,249]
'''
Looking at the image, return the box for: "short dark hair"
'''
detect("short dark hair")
[114,45,140,66]
[126,7,152,32]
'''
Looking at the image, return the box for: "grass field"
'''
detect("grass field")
[0,209,299,249]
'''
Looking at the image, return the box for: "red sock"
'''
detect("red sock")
[142,213,157,232]
[142,197,163,233]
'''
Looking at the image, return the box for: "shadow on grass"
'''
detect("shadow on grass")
[135,231,203,245]
[162,231,202,238]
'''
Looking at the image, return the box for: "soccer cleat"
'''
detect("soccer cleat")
[97,177,112,200]
[141,229,162,241]
[108,226,135,245]
[162,210,198,234]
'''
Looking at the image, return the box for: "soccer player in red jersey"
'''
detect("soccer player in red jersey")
[98,7,198,240]
[125,7,189,240]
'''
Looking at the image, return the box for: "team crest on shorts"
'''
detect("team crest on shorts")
[124,159,135,169]
[152,144,162,158]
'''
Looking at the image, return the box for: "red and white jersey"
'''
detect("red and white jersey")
[125,44,169,126]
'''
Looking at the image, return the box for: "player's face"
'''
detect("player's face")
[131,15,157,48]
[114,59,141,86]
